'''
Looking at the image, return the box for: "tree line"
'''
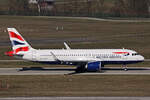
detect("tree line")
[0,0,150,17]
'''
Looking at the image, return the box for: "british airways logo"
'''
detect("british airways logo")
[9,31,24,41]
[12,40,25,46]
[15,46,29,53]
[5,46,29,56]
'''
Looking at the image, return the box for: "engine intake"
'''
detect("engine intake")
[86,61,101,72]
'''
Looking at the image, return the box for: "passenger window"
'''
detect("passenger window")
[132,53,139,56]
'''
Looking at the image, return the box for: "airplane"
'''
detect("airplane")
[5,28,144,72]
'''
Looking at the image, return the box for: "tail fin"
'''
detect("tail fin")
[5,28,33,56]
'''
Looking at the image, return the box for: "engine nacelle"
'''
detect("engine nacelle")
[86,61,101,72]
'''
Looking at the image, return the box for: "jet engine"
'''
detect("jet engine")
[86,61,101,72]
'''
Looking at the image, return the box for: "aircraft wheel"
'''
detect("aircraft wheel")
[75,66,86,73]
[124,68,128,71]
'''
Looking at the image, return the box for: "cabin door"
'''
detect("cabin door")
[32,50,36,61]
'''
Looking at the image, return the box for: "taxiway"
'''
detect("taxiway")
[0,67,150,75]
[0,97,150,100]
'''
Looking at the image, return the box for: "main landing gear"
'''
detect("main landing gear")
[75,65,86,73]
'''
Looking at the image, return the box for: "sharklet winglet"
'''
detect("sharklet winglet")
[50,52,60,61]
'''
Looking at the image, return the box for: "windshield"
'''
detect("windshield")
[124,53,130,56]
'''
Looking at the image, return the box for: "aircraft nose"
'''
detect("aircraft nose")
[139,55,144,61]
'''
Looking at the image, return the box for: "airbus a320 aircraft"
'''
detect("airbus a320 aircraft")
[5,28,144,72]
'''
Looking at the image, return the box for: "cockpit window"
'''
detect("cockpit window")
[124,53,130,56]
[132,53,139,56]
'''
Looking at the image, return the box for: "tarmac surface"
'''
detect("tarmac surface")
[0,97,150,100]
[0,17,150,99]
[0,67,150,75]
[1,16,150,47]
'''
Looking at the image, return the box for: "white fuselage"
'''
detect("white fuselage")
[23,49,144,65]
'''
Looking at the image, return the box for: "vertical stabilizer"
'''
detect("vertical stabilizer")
[5,28,33,56]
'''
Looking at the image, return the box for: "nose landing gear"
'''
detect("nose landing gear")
[122,64,128,71]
